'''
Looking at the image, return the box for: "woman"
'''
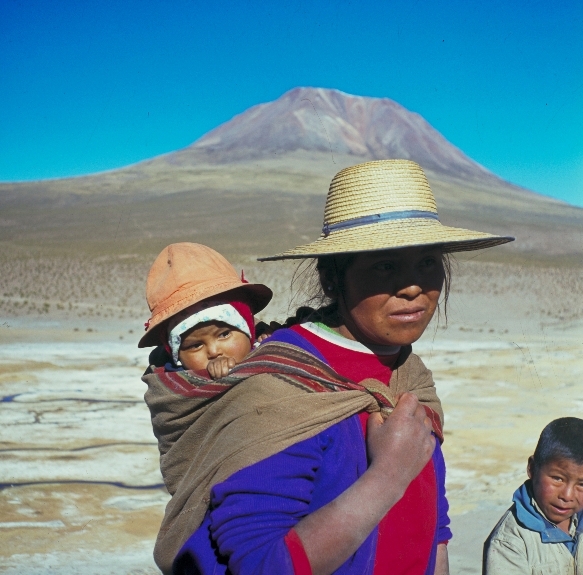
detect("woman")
[142,160,513,575]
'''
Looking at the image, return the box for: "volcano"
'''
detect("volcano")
[0,87,581,262]
[188,87,497,183]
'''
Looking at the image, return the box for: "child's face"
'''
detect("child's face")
[178,321,252,371]
[528,456,583,529]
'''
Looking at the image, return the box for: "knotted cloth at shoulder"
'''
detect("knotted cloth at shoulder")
[142,341,443,574]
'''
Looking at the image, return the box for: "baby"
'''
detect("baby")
[483,417,583,574]
[138,242,272,378]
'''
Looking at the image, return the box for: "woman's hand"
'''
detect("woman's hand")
[207,356,236,379]
[435,543,450,575]
[366,392,436,495]
[294,392,435,575]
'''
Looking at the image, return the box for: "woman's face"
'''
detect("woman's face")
[333,247,445,347]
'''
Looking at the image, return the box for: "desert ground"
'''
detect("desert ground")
[1,251,582,574]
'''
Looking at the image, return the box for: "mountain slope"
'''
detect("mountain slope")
[187,87,497,183]
[0,87,581,262]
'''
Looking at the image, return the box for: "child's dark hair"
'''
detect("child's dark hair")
[531,417,583,470]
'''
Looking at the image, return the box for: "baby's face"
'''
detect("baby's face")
[528,457,583,530]
[178,321,252,371]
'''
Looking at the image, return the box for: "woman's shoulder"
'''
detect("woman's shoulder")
[392,346,430,381]
[262,325,328,363]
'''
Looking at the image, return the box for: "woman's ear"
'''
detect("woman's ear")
[318,267,337,298]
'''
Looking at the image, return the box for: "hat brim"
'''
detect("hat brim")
[138,282,272,348]
[258,218,514,261]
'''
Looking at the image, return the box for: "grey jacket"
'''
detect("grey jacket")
[484,482,582,575]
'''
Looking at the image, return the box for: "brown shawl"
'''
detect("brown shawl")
[142,341,443,574]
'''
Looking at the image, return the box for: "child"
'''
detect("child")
[138,242,272,377]
[483,417,583,574]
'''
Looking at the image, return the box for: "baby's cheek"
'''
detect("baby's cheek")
[233,338,252,361]
[179,351,207,371]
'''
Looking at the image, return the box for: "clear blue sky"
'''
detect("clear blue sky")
[1,0,582,205]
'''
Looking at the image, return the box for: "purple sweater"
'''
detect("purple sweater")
[172,329,451,575]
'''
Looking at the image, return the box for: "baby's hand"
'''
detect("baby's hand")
[207,356,237,379]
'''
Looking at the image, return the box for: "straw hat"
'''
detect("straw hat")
[139,243,272,348]
[259,160,514,261]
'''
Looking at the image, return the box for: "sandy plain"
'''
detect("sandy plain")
[1,254,582,574]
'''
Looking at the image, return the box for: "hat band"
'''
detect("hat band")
[322,210,439,236]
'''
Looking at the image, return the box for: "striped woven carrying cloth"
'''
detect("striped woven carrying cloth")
[148,341,443,437]
[142,341,443,574]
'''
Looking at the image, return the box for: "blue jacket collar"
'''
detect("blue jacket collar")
[513,480,583,544]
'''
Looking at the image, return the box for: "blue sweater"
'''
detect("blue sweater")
[173,328,451,575]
